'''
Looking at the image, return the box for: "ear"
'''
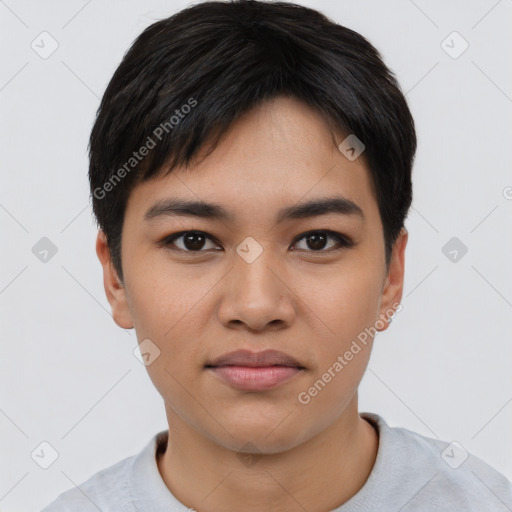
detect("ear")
[376,227,408,332]
[95,230,134,329]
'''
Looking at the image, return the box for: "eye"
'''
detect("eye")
[159,229,353,254]
[291,230,354,252]
[159,230,221,252]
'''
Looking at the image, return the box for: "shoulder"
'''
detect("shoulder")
[363,413,512,511]
[39,450,138,511]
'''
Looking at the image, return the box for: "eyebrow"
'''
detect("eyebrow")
[144,196,364,224]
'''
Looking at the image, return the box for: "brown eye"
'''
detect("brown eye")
[161,231,220,252]
[292,230,353,252]
[160,229,353,255]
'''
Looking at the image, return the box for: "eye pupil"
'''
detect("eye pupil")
[184,233,206,251]
[306,233,327,251]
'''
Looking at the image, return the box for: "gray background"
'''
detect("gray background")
[1,0,511,510]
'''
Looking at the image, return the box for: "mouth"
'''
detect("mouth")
[205,349,305,391]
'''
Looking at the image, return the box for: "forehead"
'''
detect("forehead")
[125,96,379,228]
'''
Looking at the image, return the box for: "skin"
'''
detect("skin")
[97,95,407,511]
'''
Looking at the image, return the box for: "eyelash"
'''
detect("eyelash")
[159,229,354,254]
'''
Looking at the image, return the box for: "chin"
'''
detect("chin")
[219,429,308,455]
[206,410,316,454]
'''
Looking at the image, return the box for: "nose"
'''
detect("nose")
[217,249,296,332]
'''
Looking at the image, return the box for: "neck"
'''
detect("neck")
[156,398,379,511]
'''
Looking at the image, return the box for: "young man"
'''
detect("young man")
[42,1,512,510]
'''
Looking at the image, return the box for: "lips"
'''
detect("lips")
[206,349,304,369]
[205,349,305,391]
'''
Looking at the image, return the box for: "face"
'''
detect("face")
[97,95,407,454]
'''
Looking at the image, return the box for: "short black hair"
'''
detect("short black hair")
[89,0,416,283]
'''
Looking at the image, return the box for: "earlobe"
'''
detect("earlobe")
[95,230,134,330]
[377,227,408,332]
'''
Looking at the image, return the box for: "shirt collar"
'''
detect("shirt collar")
[126,413,390,511]
[128,429,190,511]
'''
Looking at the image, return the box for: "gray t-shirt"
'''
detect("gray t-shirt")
[40,412,512,511]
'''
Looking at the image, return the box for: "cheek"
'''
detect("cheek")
[294,271,380,425]
[305,265,383,350]
[124,255,199,335]
[125,270,206,409]
[124,261,215,380]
